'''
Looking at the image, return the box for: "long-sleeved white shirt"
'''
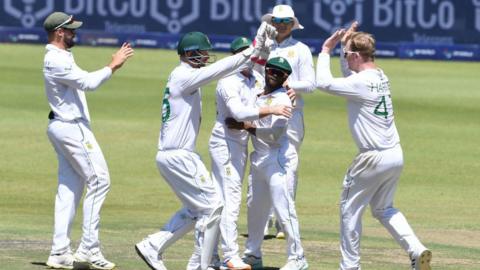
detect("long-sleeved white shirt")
[269,36,315,110]
[158,53,250,152]
[210,71,263,146]
[250,87,291,167]
[316,53,400,151]
[43,44,112,122]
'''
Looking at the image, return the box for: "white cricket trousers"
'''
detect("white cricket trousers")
[339,144,427,270]
[244,160,305,260]
[262,110,303,232]
[47,119,110,254]
[154,149,223,270]
[209,137,248,260]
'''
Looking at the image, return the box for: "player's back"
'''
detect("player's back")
[346,68,400,151]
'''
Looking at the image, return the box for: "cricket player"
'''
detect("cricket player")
[260,4,316,238]
[43,11,134,270]
[135,24,277,270]
[209,37,292,270]
[227,57,308,270]
[316,22,432,270]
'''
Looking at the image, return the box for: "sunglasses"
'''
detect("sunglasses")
[266,67,288,77]
[343,49,358,58]
[271,17,293,24]
[54,15,74,30]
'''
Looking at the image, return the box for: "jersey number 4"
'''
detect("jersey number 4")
[162,87,171,122]
[374,95,391,119]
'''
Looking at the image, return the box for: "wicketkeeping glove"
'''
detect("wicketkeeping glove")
[243,22,277,59]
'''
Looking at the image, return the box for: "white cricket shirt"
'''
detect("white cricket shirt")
[250,88,291,167]
[316,53,400,151]
[43,44,112,122]
[158,53,250,152]
[210,71,263,145]
[268,36,315,110]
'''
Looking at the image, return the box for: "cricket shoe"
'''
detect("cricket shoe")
[275,220,285,239]
[220,255,252,270]
[242,255,263,270]
[135,240,167,270]
[280,257,309,270]
[46,251,74,269]
[411,249,432,270]
[74,248,116,270]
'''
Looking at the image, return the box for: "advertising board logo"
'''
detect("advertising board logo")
[4,0,54,28]
[313,0,364,32]
[150,0,200,33]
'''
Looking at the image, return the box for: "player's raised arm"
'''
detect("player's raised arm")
[108,42,134,73]
[174,24,277,94]
[316,29,361,99]
[49,42,134,91]
[340,21,359,77]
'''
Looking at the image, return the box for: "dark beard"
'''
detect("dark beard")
[64,38,75,48]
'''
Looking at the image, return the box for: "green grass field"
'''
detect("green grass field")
[0,43,479,270]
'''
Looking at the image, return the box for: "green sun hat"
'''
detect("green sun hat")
[177,32,212,55]
[266,57,292,75]
[230,37,252,53]
[43,12,83,32]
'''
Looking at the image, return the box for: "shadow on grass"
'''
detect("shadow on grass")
[240,233,276,240]
[31,261,90,269]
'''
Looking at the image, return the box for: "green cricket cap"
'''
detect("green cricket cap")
[266,57,292,74]
[177,32,212,55]
[43,12,83,32]
[230,37,252,53]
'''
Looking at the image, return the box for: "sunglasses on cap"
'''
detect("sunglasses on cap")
[266,67,289,77]
[54,15,74,30]
[271,17,293,24]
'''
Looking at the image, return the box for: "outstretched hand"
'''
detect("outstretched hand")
[342,21,359,45]
[108,42,134,73]
[264,24,278,40]
[254,22,277,49]
[321,29,346,54]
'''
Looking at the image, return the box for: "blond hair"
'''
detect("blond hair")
[348,32,376,61]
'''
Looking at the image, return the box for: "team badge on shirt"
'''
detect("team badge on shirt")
[265,96,273,106]
[255,80,262,89]
[288,50,295,58]
[84,141,94,150]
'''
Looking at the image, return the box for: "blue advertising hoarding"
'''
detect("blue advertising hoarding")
[1,0,479,60]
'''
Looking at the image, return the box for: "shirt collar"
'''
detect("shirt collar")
[261,86,286,97]
[274,36,293,47]
[46,44,72,55]
[180,61,192,68]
